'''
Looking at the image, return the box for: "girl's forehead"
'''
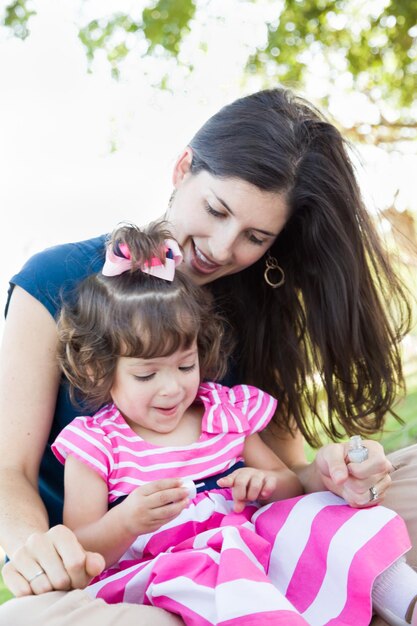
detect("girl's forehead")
[120,345,199,367]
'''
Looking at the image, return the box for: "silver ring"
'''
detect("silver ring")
[27,569,45,584]
[369,486,379,502]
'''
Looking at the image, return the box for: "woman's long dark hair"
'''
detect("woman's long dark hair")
[189,88,412,447]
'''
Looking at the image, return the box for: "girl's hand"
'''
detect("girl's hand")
[217,467,283,513]
[2,525,105,597]
[121,478,190,535]
[314,440,393,507]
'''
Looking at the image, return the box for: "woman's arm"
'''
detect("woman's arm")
[0,287,104,596]
[63,455,191,568]
[260,423,393,507]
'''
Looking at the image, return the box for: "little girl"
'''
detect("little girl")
[52,221,417,626]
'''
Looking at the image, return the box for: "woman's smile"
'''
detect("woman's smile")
[190,241,224,274]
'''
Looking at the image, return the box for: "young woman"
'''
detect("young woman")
[0,87,415,625]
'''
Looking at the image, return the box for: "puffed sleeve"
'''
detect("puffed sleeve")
[52,415,114,483]
[199,382,277,434]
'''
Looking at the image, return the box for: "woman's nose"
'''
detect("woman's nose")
[208,228,236,264]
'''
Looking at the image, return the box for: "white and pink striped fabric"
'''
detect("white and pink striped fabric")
[52,383,411,625]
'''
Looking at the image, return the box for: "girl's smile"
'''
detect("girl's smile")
[110,344,201,439]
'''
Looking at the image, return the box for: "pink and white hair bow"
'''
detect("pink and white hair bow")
[102,238,183,282]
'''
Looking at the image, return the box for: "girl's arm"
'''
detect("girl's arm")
[217,433,303,511]
[260,423,393,507]
[63,455,190,568]
[0,287,104,596]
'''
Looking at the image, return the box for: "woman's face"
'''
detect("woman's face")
[166,149,289,285]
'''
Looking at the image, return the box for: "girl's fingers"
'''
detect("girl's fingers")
[141,478,184,497]
[216,472,237,488]
[244,475,264,502]
[152,496,190,522]
[230,479,248,505]
[148,486,189,509]
[260,475,278,498]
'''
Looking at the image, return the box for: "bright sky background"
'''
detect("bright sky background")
[1,0,416,332]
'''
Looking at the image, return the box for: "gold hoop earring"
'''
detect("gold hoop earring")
[264,254,285,288]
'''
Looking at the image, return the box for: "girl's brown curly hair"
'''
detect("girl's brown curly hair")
[57,221,232,412]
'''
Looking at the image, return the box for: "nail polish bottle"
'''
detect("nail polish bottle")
[347,435,369,463]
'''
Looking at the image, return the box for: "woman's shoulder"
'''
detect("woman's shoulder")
[7,234,108,318]
[18,234,107,279]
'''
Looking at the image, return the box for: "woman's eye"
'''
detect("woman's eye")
[134,374,155,382]
[248,233,265,246]
[179,364,196,373]
[205,203,225,219]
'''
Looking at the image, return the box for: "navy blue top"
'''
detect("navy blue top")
[6,235,107,526]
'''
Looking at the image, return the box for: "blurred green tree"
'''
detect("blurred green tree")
[248,0,417,146]
[2,0,416,141]
[2,0,196,78]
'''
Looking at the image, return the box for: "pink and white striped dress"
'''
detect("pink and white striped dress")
[52,382,411,626]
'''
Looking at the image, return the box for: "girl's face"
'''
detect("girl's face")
[110,343,200,437]
[165,149,289,285]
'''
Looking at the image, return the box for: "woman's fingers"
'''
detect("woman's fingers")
[26,528,73,591]
[346,439,393,475]
[5,525,105,595]
[341,471,392,507]
[316,439,393,507]
[50,527,105,589]
[1,561,33,597]
[317,443,349,484]
[85,552,107,579]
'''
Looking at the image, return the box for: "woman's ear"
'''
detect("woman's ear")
[172,147,193,187]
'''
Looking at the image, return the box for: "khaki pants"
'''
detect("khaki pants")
[1,444,417,625]
[0,590,184,625]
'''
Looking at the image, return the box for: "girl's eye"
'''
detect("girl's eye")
[134,374,155,382]
[205,203,225,219]
[179,363,196,373]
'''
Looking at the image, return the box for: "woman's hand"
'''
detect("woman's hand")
[314,439,393,507]
[2,525,105,597]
